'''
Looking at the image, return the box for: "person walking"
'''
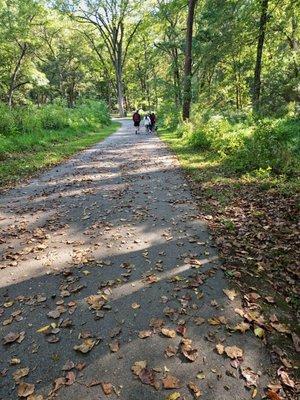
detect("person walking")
[144,114,151,134]
[132,110,141,134]
[150,112,156,132]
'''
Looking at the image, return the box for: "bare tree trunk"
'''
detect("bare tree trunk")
[182,0,198,120]
[252,0,269,114]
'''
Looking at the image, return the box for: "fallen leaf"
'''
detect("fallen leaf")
[47,309,61,319]
[52,377,66,392]
[277,368,294,388]
[193,317,205,325]
[176,324,187,337]
[254,326,265,338]
[165,393,181,400]
[270,323,290,334]
[101,382,113,395]
[17,382,35,398]
[224,346,243,359]
[109,340,119,353]
[86,295,106,310]
[131,361,147,376]
[292,333,300,352]
[3,332,20,344]
[36,325,51,334]
[65,371,76,386]
[215,343,224,355]
[267,390,283,400]
[165,345,177,357]
[223,289,238,301]
[62,360,75,371]
[138,368,155,386]
[233,322,250,333]
[180,339,198,362]
[163,374,182,389]
[73,339,95,353]
[131,302,140,309]
[138,330,152,339]
[13,367,29,381]
[196,372,205,380]
[187,381,202,398]
[162,328,176,338]
[241,367,260,387]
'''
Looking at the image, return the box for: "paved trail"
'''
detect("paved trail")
[0,120,271,399]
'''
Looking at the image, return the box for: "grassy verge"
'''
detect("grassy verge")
[158,128,300,377]
[0,121,120,188]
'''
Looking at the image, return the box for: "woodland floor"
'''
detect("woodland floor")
[0,119,298,400]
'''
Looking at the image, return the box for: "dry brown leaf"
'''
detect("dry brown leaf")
[138,330,152,339]
[52,377,66,392]
[162,328,176,338]
[223,289,238,301]
[65,371,76,386]
[163,374,182,389]
[267,390,282,400]
[17,382,35,398]
[180,339,198,362]
[215,343,224,355]
[109,340,120,353]
[3,331,20,344]
[193,317,205,325]
[73,339,95,353]
[277,368,294,388]
[188,381,202,398]
[131,361,147,376]
[233,322,250,333]
[86,295,106,310]
[27,395,44,400]
[224,345,243,359]
[101,382,113,395]
[13,367,29,381]
[165,345,177,357]
[270,323,291,334]
[138,368,155,386]
[131,302,141,309]
[241,367,260,387]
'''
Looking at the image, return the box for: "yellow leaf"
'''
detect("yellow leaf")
[36,325,51,333]
[254,326,265,338]
[165,393,181,400]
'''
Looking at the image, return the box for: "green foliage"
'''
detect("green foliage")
[169,110,300,179]
[0,100,111,160]
[230,118,300,176]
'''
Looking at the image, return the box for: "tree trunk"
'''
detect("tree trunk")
[182,0,198,120]
[116,72,125,117]
[252,0,269,114]
[7,43,27,108]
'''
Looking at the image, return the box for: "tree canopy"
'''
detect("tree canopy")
[0,0,298,117]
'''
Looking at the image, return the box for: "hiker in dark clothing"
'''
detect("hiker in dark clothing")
[150,112,156,132]
[132,110,141,134]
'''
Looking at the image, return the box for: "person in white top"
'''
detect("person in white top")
[144,114,151,134]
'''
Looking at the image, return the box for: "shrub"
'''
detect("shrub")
[229,118,300,176]
[39,103,70,130]
[0,103,17,135]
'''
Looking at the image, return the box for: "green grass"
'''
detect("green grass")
[0,122,120,188]
[158,128,299,197]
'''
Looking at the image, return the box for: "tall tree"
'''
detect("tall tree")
[252,0,269,114]
[63,0,141,116]
[182,0,198,120]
